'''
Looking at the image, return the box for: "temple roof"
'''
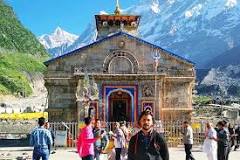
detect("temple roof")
[95,14,141,31]
[44,31,194,66]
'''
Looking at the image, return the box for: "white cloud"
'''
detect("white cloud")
[99,10,109,15]
[185,11,193,18]
[225,0,237,8]
[227,38,234,49]
[169,24,178,35]
[185,4,203,18]
[151,0,160,14]
[167,0,175,5]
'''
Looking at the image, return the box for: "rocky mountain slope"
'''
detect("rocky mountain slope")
[199,65,240,96]
[206,45,240,68]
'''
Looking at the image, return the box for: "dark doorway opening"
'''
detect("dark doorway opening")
[112,100,127,122]
[109,91,131,122]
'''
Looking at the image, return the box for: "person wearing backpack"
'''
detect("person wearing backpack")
[128,110,169,160]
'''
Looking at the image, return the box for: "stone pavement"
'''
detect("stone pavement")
[0,146,239,160]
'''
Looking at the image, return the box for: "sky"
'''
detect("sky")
[4,0,139,36]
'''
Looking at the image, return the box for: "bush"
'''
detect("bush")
[0,112,48,120]
[193,95,212,105]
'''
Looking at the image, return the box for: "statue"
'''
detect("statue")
[142,85,154,97]
[88,78,99,101]
[76,72,99,119]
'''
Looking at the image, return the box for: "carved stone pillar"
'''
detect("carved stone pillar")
[76,101,90,122]
[76,101,81,122]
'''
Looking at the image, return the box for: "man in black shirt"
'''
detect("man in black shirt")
[128,110,169,160]
[217,121,229,160]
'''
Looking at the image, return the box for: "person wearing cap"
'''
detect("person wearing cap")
[30,117,53,160]
[128,110,169,160]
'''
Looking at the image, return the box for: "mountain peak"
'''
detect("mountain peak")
[38,27,78,49]
[54,26,64,35]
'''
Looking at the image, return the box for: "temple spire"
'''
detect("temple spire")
[114,0,121,15]
[95,0,140,39]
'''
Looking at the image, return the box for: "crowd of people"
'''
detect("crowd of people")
[76,110,169,160]
[203,120,240,160]
[29,112,240,160]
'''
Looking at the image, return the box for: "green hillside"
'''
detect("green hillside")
[0,50,47,96]
[0,0,49,96]
[0,0,47,56]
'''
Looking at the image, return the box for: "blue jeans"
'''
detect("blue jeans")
[115,148,122,160]
[94,147,101,160]
[82,155,94,160]
[33,148,50,160]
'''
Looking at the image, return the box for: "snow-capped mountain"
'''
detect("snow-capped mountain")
[66,22,97,53]
[126,0,240,68]
[42,0,240,68]
[38,27,78,56]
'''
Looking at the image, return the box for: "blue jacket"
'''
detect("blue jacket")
[30,126,53,149]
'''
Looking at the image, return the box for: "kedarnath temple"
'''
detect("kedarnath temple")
[44,1,195,123]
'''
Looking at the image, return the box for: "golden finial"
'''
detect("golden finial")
[114,0,121,15]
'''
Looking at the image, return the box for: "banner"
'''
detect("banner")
[55,130,67,146]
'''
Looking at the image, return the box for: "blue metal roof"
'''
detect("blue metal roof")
[44,31,194,66]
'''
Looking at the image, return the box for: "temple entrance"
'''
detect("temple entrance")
[109,90,131,122]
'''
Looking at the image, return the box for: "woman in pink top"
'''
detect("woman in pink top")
[77,117,98,160]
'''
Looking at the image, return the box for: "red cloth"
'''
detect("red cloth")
[77,125,97,157]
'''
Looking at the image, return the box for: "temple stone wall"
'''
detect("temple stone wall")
[45,78,77,122]
[164,81,191,109]
[46,35,193,76]
[44,34,195,122]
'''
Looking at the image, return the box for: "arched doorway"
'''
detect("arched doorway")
[109,90,131,122]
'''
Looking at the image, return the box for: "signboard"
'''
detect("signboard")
[142,101,154,112]
[55,130,67,146]
[191,123,201,129]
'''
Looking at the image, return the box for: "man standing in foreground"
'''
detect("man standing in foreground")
[30,117,53,160]
[128,110,169,160]
[182,121,195,160]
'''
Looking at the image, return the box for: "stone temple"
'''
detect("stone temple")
[44,3,195,123]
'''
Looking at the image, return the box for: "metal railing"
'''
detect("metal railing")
[49,122,78,147]
[49,120,207,148]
